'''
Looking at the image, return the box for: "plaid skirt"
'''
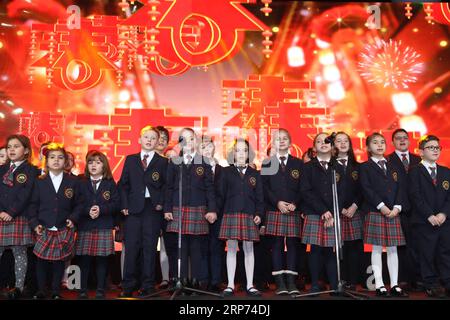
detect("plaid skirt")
[265,211,302,238]
[166,206,209,235]
[301,214,335,247]
[76,229,114,257]
[341,211,363,241]
[33,228,76,261]
[219,212,259,242]
[364,212,405,247]
[0,216,34,247]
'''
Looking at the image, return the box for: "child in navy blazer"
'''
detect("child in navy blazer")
[29,143,83,299]
[0,135,38,299]
[408,135,450,298]
[218,138,263,297]
[261,129,303,295]
[300,132,344,295]
[334,132,364,290]
[164,127,217,291]
[118,125,168,298]
[76,150,120,299]
[0,145,6,165]
[360,133,407,297]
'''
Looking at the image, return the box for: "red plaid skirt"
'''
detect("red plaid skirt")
[33,228,76,261]
[166,206,209,235]
[301,214,335,247]
[76,229,114,256]
[364,212,405,247]
[265,211,302,238]
[219,212,259,242]
[0,216,34,247]
[341,212,363,241]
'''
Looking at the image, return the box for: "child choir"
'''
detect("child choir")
[0,127,449,299]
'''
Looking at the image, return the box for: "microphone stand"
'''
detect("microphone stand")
[143,160,222,300]
[293,159,369,300]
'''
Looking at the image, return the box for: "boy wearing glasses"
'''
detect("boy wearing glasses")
[387,129,422,292]
[408,135,450,298]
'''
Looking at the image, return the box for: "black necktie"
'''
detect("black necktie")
[401,154,409,172]
[338,159,347,172]
[92,179,101,192]
[279,156,286,172]
[320,161,328,171]
[2,163,16,187]
[430,166,437,186]
[142,154,149,170]
[185,154,192,168]
[378,160,387,175]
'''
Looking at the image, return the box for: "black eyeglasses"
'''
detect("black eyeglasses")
[424,146,442,151]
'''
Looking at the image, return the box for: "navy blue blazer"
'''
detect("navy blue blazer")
[211,162,224,216]
[336,161,363,209]
[300,158,345,216]
[217,165,264,218]
[0,162,39,218]
[387,151,421,212]
[408,163,450,225]
[261,155,303,211]
[359,158,403,213]
[29,173,83,230]
[77,178,120,231]
[164,154,216,213]
[118,152,168,214]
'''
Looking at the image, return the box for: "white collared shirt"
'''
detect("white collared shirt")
[236,164,248,175]
[317,156,331,170]
[421,160,437,176]
[208,158,216,174]
[49,171,63,193]
[90,176,102,192]
[395,150,410,164]
[183,152,196,165]
[141,150,155,198]
[10,160,25,172]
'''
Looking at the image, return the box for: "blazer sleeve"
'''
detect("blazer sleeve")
[300,164,328,215]
[163,161,175,213]
[216,169,227,216]
[28,182,40,230]
[359,164,384,209]
[8,166,37,218]
[157,158,168,209]
[262,162,279,208]
[69,180,84,224]
[99,181,121,217]
[118,156,131,211]
[204,163,216,213]
[441,168,450,216]
[255,173,265,220]
[408,168,434,221]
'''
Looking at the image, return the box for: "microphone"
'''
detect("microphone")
[324,132,337,144]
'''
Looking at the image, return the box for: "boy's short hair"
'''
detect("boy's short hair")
[156,126,169,139]
[418,135,440,150]
[392,128,408,141]
[140,125,160,138]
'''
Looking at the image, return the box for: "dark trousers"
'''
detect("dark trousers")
[272,236,298,272]
[0,249,14,288]
[309,245,337,290]
[254,234,272,285]
[36,258,65,294]
[342,239,363,285]
[179,235,208,280]
[416,222,450,290]
[122,199,162,291]
[207,218,224,286]
[164,231,178,279]
[79,255,109,292]
[398,213,422,284]
[297,242,308,279]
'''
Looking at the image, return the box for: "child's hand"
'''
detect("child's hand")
[66,219,74,228]
[324,217,334,228]
[164,212,173,221]
[254,215,261,225]
[428,215,440,226]
[380,206,391,216]
[388,207,400,219]
[0,212,12,222]
[321,211,333,221]
[436,213,447,226]
[155,205,163,211]
[346,204,358,218]
[341,208,349,217]
[277,201,290,214]
[205,212,217,224]
[90,205,100,219]
[35,225,44,235]
[287,203,296,212]
[121,209,129,216]
[259,225,266,236]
